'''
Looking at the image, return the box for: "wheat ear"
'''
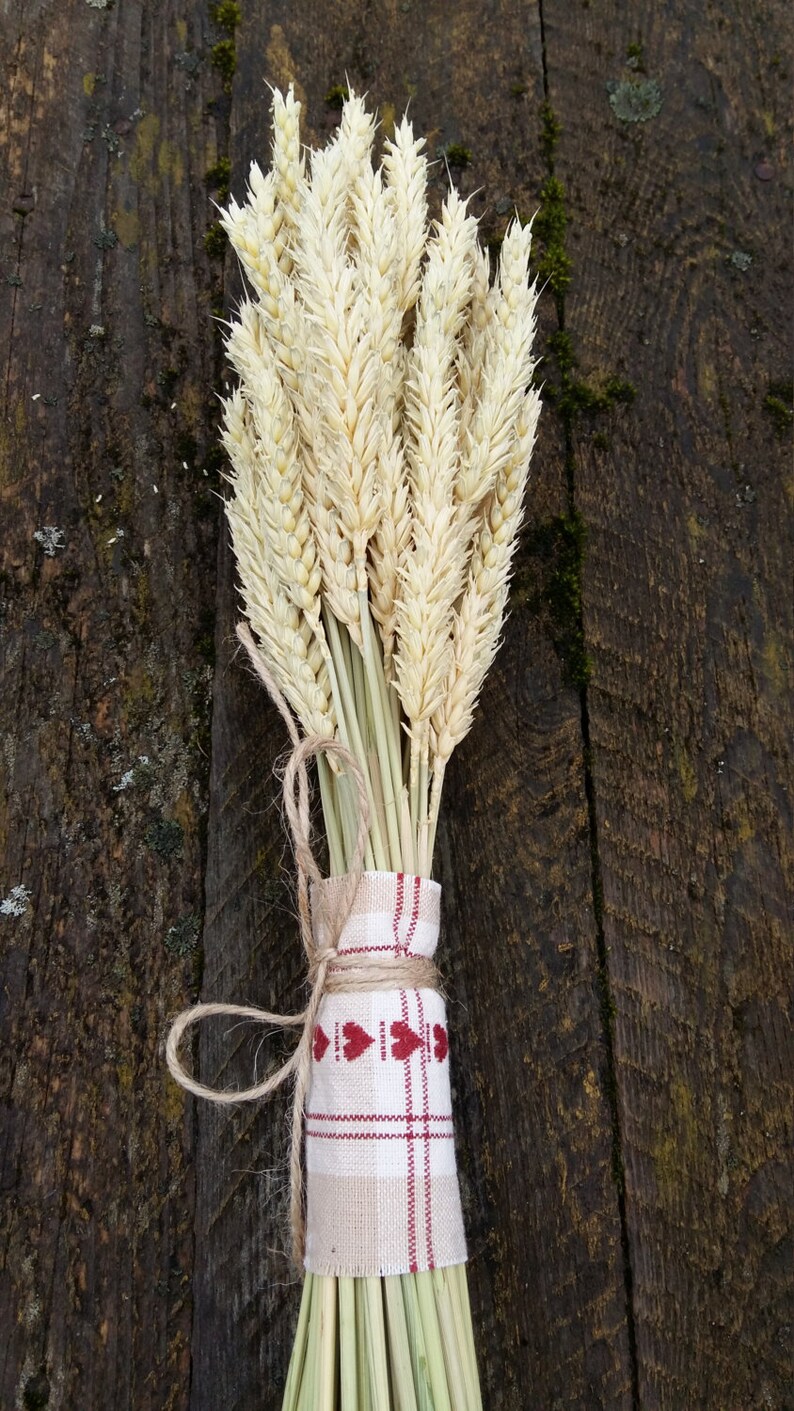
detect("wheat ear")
[291,98,383,633]
[224,301,326,627]
[364,116,429,676]
[269,83,304,272]
[457,243,492,437]
[221,389,334,739]
[427,384,543,852]
[350,165,406,676]
[395,189,478,720]
[382,115,429,321]
[394,188,478,866]
[455,219,539,534]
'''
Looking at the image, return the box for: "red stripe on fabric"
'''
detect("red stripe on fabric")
[416,989,435,1268]
[306,1129,455,1141]
[336,943,405,955]
[393,871,404,951]
[401,987,418,1272]
[307,1112,452,1123]
[407,876,431,1264]
[405,873,422,953]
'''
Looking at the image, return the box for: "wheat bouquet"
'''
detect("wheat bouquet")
[167,85,540,1409]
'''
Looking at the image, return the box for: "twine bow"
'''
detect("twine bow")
[166,622,371,1269]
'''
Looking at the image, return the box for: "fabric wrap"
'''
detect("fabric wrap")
[305,870,467,1277]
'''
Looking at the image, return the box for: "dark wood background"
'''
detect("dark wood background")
[1,2,791,1408]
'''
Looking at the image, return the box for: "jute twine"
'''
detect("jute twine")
[165,621,439,1269]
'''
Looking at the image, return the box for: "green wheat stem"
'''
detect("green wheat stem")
[432,1267,470,1411]
[425,759,446,872]
[338,1276,358,1409]
[364,1276,391,1409]
[383,1275,420,1411]
[281,1272,313,1410]
[317,755,345,876]
[401,1271,436,1410]
[358,591,405,870]
[413,1270,453,1411]
[324,608,385,870]
[355,1277,373,1411]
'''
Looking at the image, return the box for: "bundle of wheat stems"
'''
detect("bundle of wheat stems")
[218,84,540,1411]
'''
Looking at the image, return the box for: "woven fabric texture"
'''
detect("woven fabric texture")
[304,871,467,1277]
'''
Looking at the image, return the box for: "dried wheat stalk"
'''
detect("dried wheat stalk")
[215,83,541,1410]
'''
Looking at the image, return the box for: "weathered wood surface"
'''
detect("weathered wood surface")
[546,3,793,1404]
[1,2,791,1410]
[0,3,223,1407]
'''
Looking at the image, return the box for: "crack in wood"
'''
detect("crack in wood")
[536,3,642,1403]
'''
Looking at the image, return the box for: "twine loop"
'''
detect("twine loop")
[165,622,437,1269]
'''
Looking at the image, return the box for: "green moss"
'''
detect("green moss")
[210,38,236,92]
[514,510,592,689]
[204,221,227,260]
[535,175,567,246]
[325,83,349,109]
[558,374,637,417]
[544,510,592,688]
[510,81,528,97]
[444,142,472,168]
[547,328,575,378]
[528,96,633,693]
[537,238,573,299]
[543,329,636,420]
[145,817,184,859]
[205,155,231,203]
[539,101,561,163]
[763,379,793,437]
[210,0,241,31]
[604,376,637,404]
[625,40,645,69]
[534,175,573,303]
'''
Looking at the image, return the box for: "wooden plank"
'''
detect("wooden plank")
[0,2,224,1407]
[8,2,786,1406]
[542,0,793,1404]
[193,3,634,1407]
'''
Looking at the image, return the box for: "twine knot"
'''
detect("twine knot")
[165,622,438,1270]
[307,945,339,983]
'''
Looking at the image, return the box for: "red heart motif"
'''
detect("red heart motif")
[433,1023,449,1062]
[343,1021,374,1061]
[312,1025,330,1062]
[391,1020,423,1061]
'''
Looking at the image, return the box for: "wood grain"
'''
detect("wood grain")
[1,0,790,1408]
[544,0,793,1405]
[192,2,632,1408]
[0,2,223,1407]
